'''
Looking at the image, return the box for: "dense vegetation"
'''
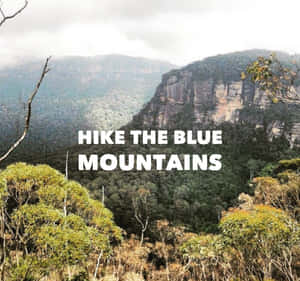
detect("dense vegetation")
[1,2,299,279]
[0,159,299,281]
[1,49,299,280]
[0,163,122,281]
[10,53,294,240]
[28,121,298,237]
[0,55,174,159]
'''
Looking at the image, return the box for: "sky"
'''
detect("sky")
[0,0,300,67]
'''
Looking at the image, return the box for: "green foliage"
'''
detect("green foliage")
[242,53,300,102]
[36,223,90,267]
[6,256,47,281]
[73,122,298,236]
[0,177,8,207]
[278,158,300,170]
[0,56,174,160]
[220,205,298,252]
[258,162,277,177]
[181,205,299,281]
[181,160,300,281]
[180,233,224,260]
[253,167,300,221]
[0,163,122,280]
[68,271,89,281]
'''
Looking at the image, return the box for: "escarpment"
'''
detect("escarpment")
[130,50,300,144]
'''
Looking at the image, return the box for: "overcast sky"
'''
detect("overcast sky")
[0,0,299,66]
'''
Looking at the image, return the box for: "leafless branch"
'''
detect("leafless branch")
[0,57,51,163]
[0,0,28,27]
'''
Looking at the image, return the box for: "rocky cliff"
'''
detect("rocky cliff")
[130,50,300,144]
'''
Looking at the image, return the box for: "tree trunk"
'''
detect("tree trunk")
[94,250,103,280]
[1,208,6,281]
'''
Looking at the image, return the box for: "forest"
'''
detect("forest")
[0,2,299,280]
[0,158,299,281]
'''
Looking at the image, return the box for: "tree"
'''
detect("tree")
[0,163,122,281]
[247,158,266,180]
[181,205,299,281]
[253,158,300,221]
[220,205,299,280]
[0,0,51,164]
[180,233,230,281]
[0,0,28,27]
[132,188,150,246]
[181,160,300,281]
[241,53,300,103]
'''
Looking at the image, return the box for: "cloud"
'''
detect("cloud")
[1,0,263,37]
[1,0,245,34]
[0,0,300,66]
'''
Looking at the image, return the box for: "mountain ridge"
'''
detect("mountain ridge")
[10,50,299,235]
[0,54,175,158]
[129,49,300,144]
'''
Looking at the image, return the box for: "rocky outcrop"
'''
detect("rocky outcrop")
[131,50,300,144]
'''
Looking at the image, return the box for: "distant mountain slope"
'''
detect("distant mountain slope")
[130,49,300,144]
[0,54,175,158]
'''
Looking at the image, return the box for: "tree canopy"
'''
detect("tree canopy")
[0,163,122,281]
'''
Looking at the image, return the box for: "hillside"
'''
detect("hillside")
[0,54,175,159]
[24,50,300,236]
[130,49,300,143]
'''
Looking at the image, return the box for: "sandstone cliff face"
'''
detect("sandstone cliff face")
[131,50,300,144]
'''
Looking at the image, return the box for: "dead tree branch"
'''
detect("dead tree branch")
[0,57,51,163]
[0,0,28,27]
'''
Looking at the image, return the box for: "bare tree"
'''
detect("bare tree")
[0,0,28,27]
[132,188,150,246]
[0,1,51,164]
[0,58,51,163]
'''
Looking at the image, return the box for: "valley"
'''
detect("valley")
[1,50,300,281]
[20,50,300,236]
[0,54,175,160]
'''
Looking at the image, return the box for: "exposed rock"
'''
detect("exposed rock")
[130,50,300,144]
